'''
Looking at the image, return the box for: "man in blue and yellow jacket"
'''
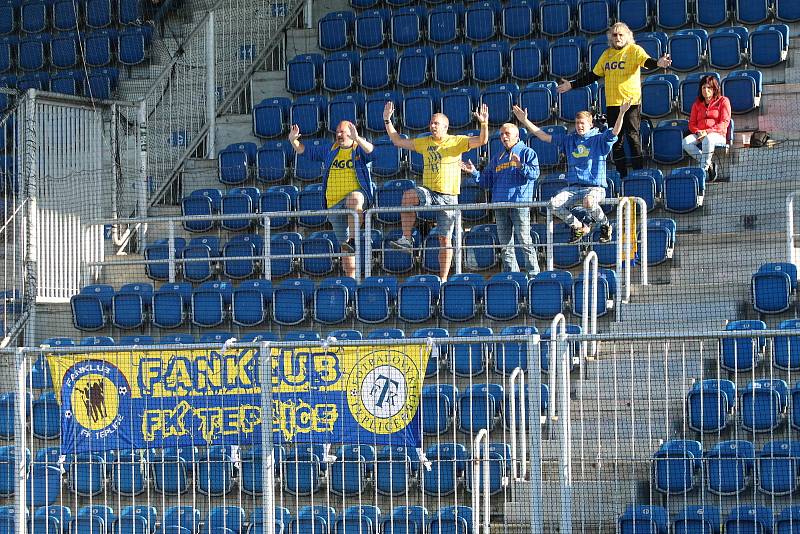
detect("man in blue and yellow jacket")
[288,120,376,278]
[461,123,540,276]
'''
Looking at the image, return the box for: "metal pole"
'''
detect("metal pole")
[206,11,217,159]
[454,211,463,276]
[15,348,27,534]
[546,209,554,272]
[363,211,373,279]
[109,103,122,246]
[137,101,149,249]
[259,341,275,534]
[167,221,176,283]
[788,193,797,266]
[635,197,648,286]
[526,336,543,534]
[23,91,38,346]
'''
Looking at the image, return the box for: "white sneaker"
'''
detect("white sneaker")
[390,235,414,251]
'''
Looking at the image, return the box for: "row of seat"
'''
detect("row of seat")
[346,0,799,32]
[0,26,154,73]
[752,261,797,315]
[0,67,120,100]
[0,502,476,534]
[0,0,150,35]
[619,503,800,534]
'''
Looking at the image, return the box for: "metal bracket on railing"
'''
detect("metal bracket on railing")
[581,251,598,363]
[509,367,527,480]
[471,428,490,534]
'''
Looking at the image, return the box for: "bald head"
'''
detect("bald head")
[429,113,449,140]
[335,120,355,147]
[499,123,520,149]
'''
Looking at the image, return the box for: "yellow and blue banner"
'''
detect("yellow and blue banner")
[46,344,431,453]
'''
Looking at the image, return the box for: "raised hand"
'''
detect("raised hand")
[473,103,489,124]
[383,101,395,121]
[288,124,301,142]
[657,54,672,68]
[346,121,359,140]
[619,99,632,114]
[511,105,528,123]
[556,78,572,94]
[510,152,521,167]
[460,159,476,174]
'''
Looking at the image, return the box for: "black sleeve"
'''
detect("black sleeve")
[571,71,602,88]
[643,57,660,70]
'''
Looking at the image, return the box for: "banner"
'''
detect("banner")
[45,344,431,453]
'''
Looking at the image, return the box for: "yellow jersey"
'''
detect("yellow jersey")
[412,135,471,196]
[592,44,651,106]
[325,147,361,207]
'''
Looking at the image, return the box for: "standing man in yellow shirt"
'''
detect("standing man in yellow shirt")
[288,120,376,279]
[382,102,489,282]
[557,22,672,177]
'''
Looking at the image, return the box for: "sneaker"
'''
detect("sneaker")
[568,225,590,244]
[390,235,414,251]
[340,239,355,253]
[598,224,612,243]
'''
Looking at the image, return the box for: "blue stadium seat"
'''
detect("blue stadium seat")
[558,82,595,121]
[360,48,395,91]
[396,46,433,89]
[83,29,117,68]
[69,453,105,497]
[753,262,797,314]
[51,32,79,69]
[493,325,537,374]
[260,186,297,229]
[54,0,79,31]
[197,447,235,497]
[71,284,113,330]
[735,0,769,24]
[370,138,404,179]
[673,506,721,534]
[191,280,233,327]
[323,51,359,93]
[776,0,800,21]
[119,335,155,345]
[31,391,59,440]
[617,0,649,32]
[354,9,389,49]
[421,384,457,435]
[520,81,557,125]
[253,97,291,138]
[440,273,483,322]
[528,270,571,319]
[776,507,800,534]
[440,87,478,130]
[618,506,668,534]
[509,40,543,82]
[150,282,190,329]
[118,0,141,24]
[366,90,402,133]
[232,279,271,327]
[110,449,146,496]
[391,6,426,47]
[256,141,292,184]
[301,235,335,276]
[480,83,518,125]
[572,273,611,317]
[652,440,702,494]
[318,10,353,52]
[720,319,766,372]
[450,326,492,377]
[160,334,195,344]
[578,0,610,34]
[294,138,326,181]
[83,67,119,100]
[381,229,417,274]
[0,38,14,74]
[725,506,773,533]
[687,379,736,433]
[636,31,668,73]
[223,233,263,279]
[434,44,470,86]
[287,53,323,95]
[551,224,582,268]
[21,1,47,33]
[722,69,762,113]
[112,282,152,329]
[221,187,258,231]
[750,24,790,68]
[588,35,608,68]
[697,0,728,26]
[777,319,800,376]
[374,448,415,497]
[328,92,365,133]
[284,448,322,495]
[646,217,676,264]
[85,0,112,27]
[429,507,472,534]
[641,74,678,118]
[500,0,535,38]
[679,71,720,114]
[330,446,371,497]
[462,223,498,271]
[163,506,202,534]
[668,29,706,72]
[205,506,246,534]
[0,446,27,496]
[428,4,463,44]
[182,187,222,232]
[465,1,500,42]
[183,236,219,283]
[50,70,81,95]
[314,276,355,324]
[423,443,466,496]
[484,272,527,321]
[26,464,61,507]
[741,379,789,433]
[652,119,689,165]
[32,506,71,534]
[80,335,114,346]
[655,0,688,29]
[403,88,440,131]
[118,25,152,66]
[272,278,313,326]
[356,275,396,323]
[539,0,571,36]
[398,274,440,323]
[291,94,327,136]
[708,26,747,70]
[367,327,405,340]
[458,383,503,432]
[18,34,48,71]
[151,447,196,495]
[297,183,326,227]
[549,36,586,80]
[472,41,508,84]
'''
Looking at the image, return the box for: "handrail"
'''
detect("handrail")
[787,192,800,265]
[508,367,527,480]
[581,251,598,363]
[549,313,571,534]
[471,428,490,534]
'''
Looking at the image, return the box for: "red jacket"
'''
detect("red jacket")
[689,96,731,136]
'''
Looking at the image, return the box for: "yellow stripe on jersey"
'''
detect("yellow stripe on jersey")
[592,44,651,106]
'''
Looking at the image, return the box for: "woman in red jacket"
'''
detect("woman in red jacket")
[682,75,731,180]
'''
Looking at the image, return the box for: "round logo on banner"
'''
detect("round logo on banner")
[347,349,421,434]
[63,360,129,439]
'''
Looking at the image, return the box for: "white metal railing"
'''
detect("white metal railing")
[786,191,800,265]
[581,251,598,363]
[508,367,528,481]
[471,428,490,534]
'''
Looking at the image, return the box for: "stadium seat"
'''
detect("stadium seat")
[421,384,457,435]
[330,446,370,496]
[472,41,508,84]
[366,91,402,133]
[21,1,47,33]
[539,0,571,36]
[375,448,414,496]
[253,97,291,139]
[618,505,668,534]
[775,318,800,371]
[572,273,611,317]
[423,443,466,495]
[231,279,271,327]
[641,74,678,119]
[318,10,353,52]
[528,270,571,319]
[493,325,537,374]
[356,276,396,323]
[741,379,789,433]
[617,0,649,32]
[652,439,702,494]
[150,282,189,329]
[397,274,440,323]
[549,36,586,80]
[18,34,48,72]
[668,29,705,72]
[450,326,491,377]
[272,278,313,326]
[519,81,556,125]
[110,450,146,496]
[463,224,498,271]
[284,448,322,495]
[776,507,800,534]
[391,6,426,47]
[71,284,114,330]
[182,236,219,283]
[54,0,79,31]
[259,185,296,228]
[652,119,689,165]
[440,86,479,130]
[0,6,13,36]
[655,0,688,29]
[287,53,323,94]
[725,506,773,533]
[31,391,59,440]
[636,31,668,74]
[480,83,518,125]
[403,88,440,131]
[31,506,71,534]
[735,0,770,24]
[576,0,609,33]
[686,379,736,432]
[291,95,327,137]
[720,319,766,372]
[722,69,762,114]
[696,0,728,26]
[552,224,582,268]
[151,448,196,495]
[327,92,365,133]
[112,282,151,329]
[750,24,790,68]
[220,188,257,231]
[323,51,359,93]
[484,272,527,321]
[360,48,395,91]
[69,453,105,497]
[708,26,747,70]
[83,30,117,68]
[313,276,355,324]
[118,25,153,66]
[440,273,483,322]
[679,71,720,114]
[428,4,463,44]
[558,82,595,121]
[160,334,195,345]
[354,9,389,49]
[646,218,676,265]
[776,0,800,21]
[704,440,755,495]
[465,1,500,42]
[223,233,263,278]
[509,40,543,82]
[753,261,797,314]
[672,506,721,534]
[197,447,235,497]
[51,32,79,69]
[191,280,233,328]
[434,44,470,86]
[182,187,222,232]
[396,46,433,89]
[429,507,472,534]
[458,382,503,432]
[529,125,564,167]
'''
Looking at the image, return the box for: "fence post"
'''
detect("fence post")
[525,336,543,534]
[206,11,217,159]
[23,91,38,343]
[14,348,27,534]
[259,340,275,534]
[137,101,149,250]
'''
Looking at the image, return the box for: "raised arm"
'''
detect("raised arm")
[383,101,415,151]
[612,101,632,136]
[468,104,490,149]
[512,105,551,143]
[347,122,374,154]
[288,124,305,154]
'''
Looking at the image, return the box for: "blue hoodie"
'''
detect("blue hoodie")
[470,141,540,202]
[304,141,376,208]
[551,128,617,188]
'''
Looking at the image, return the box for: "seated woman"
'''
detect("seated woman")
[682,75,731,180]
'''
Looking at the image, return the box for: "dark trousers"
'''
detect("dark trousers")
[606,104,644,178]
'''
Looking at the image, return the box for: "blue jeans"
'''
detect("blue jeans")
[550,186,608,229]
[494,207,539,275]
